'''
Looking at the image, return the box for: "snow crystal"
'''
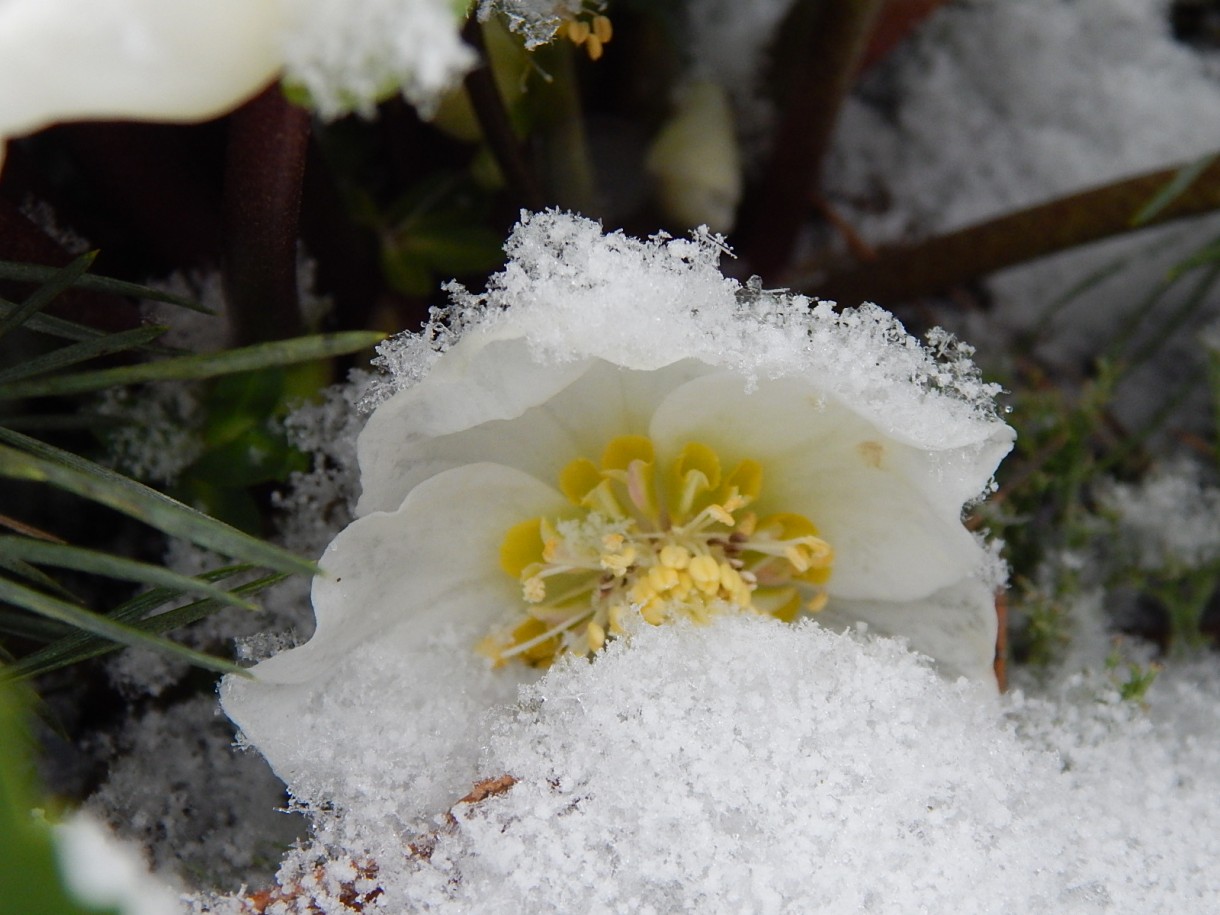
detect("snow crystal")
[279,0,476,119]
[206,616,1220,912]
[827,0,1220,439]
[1101,459,1220,571]
[85,696,304,890]
[420,210,1006,452]
[479,0,587,48]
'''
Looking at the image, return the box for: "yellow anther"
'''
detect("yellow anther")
[629,577,656,604]
[640,600,666,626]
[648,564,680,593]
[586,620,606,653]
[784,545,811,573]
[689,553,721,594]
[659,543,691,570]
[592,14,613,43]
[673,570,693,600]
[523,575,546,603]
[608,604,628,635]
[601,543,636,576]
[566,19,590,44]
[585,33,604,60]
[493,437,833,666]
[722,490,747,513]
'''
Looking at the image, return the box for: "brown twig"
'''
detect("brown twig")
[736,0,886,279]
[222,85,310,345]
[810,153,1220,307]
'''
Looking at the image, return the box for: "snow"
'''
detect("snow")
[195,615,1220,913]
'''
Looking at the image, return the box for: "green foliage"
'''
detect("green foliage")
[0,257,379,678]
[0,679,117,915]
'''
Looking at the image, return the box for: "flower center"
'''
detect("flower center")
[482,435,834,667]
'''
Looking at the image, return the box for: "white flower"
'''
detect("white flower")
[0,0,282,151]
[221,212,1014,824]
[0,0,474,164]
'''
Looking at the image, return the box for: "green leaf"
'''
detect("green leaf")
[0,554,81,604]
[0,681,117,915]
[0,331,384,400]
[0,326,168,385]
[0,429,317,578]
[0,259,209,313]
[0,538,260,612]
[0,303,176,353]
[1130,152,1220,227]
[0,252,97,343]
[0,576,245,676]
[8,569,280,679]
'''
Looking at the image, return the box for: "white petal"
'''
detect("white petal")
[221,462,567,796]
[0,0,282,140]
[650,372,1004,601]
[816,577,1000,687]
[357,333,713,515]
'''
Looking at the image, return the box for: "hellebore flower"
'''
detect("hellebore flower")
[0,0,477,165]
[0,0,282,156]
[221,212,1014,822]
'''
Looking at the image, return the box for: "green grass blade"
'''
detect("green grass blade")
[8,571,282,679]
[0,608,73,642]
[0,302,176,353]
[0,555,81,603]
[0,252,96,343]
[0,259,211,313]
[0,331,385,399]
[1131,153,1220,227]
[0,325,168,386]
[0,576,245,677]
[0,430,317,577]
[0,538,261,612]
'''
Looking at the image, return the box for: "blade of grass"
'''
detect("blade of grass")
[0,302,177,352]
[0,538,261,611]
[0,608,72,643]
[0,430,317,577]
[8,571,282,678]
[0,557,82,603]
[1130,153,1220,227]
[0,577,246,677]
[0,260,211,313]
[0,252,96,343]
[0,330,385,399]
[0,325,168,385]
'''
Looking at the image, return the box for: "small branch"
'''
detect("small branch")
[462,18,546,210]
[222,85,310,345]
[811,153,1220,307]
[736,0,886,279]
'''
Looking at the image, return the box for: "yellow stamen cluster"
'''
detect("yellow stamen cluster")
[562,12,613,60]
[483,435,834,667]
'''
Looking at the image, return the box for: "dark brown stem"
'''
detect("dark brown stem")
[461,17,546,210]
[222,85,310,344]
[736,0,885,279]
[810,154,1220,307]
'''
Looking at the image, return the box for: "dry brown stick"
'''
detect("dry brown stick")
[222,85,310,345]
[736,0,886,279]
[810,153,1220,307]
